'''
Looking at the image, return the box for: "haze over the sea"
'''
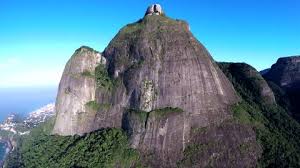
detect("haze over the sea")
[0,86,57,122]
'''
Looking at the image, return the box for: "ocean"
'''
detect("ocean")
[0,86,57,162]
[0,86,57,122]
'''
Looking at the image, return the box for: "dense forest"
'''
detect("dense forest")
[218,62,300,167]
[5,119,141,168]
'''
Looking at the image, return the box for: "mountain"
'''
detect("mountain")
[218,62,300,167]
[50,5,264,167]
[4,4,300,168]
[260,68,270,75]
[263,56,300,121]
[52,46,105,135]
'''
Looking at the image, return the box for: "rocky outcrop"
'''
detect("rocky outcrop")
[52,5,261,167]
[145,4,163,16]
[263,56,300,121]
[52,46,106,135]
[264,56,300,89]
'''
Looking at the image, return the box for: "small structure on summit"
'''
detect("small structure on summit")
[145,4,163,16]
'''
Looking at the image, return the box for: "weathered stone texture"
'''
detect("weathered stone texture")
[264,56,300,121]
[264,56,300,88]
[53,12,260,167]
[52,47,105,135]
[103,15,241,166]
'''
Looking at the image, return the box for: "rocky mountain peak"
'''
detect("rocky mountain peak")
[52,9,262,167]
[264,55,300,88]
[145,4,163,16]
[263,55,300,121]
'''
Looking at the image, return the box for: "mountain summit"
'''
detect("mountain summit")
[5,4,300,168]
[52,5,261,167]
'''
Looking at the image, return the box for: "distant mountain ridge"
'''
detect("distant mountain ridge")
[263,55,300,121]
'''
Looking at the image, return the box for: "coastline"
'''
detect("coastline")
[0,103,55,166]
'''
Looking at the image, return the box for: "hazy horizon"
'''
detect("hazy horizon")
[0,86,57,122]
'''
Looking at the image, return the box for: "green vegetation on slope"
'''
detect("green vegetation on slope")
[94,64,122,92]
[127,107,183,123]
[127,109,149,123]
[179,117,261,167]
[85,101,101,111]
[75,46,97,53]
[95,64,114,90]
[152,107,183,118]
[5,118,141,168]
[218,62,300,167]
[85,101,112,112]
[81,70,94,78]
[106,15,188,69]
[218,63,271,104]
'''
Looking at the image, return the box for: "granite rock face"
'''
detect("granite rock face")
[102,15,257,167]
[264,56,300,89]
[52,46,106,135]
[264,56,300,121]
[52,7,261,167]
[179,120,261,168]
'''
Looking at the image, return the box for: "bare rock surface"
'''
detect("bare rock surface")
[52,46,105,135]
[179,120,262,168]
[52,7,261,167]
[264,56,300,89]
[263,56,300,121]
[102,15,249,167]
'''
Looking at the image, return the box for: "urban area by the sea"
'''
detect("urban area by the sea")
[0,103,55,165]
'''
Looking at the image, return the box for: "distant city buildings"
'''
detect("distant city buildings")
[0,103,55,135]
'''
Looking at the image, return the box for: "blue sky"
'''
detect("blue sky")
[0,0,299,88]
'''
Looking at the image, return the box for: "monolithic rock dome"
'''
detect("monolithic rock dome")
[52,5,261,167]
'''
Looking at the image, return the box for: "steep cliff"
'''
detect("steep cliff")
[52,6,262,167]
[264,56,300,88]
[263,56,300,121]
[52,46,106,135]
[103,15,243,166]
